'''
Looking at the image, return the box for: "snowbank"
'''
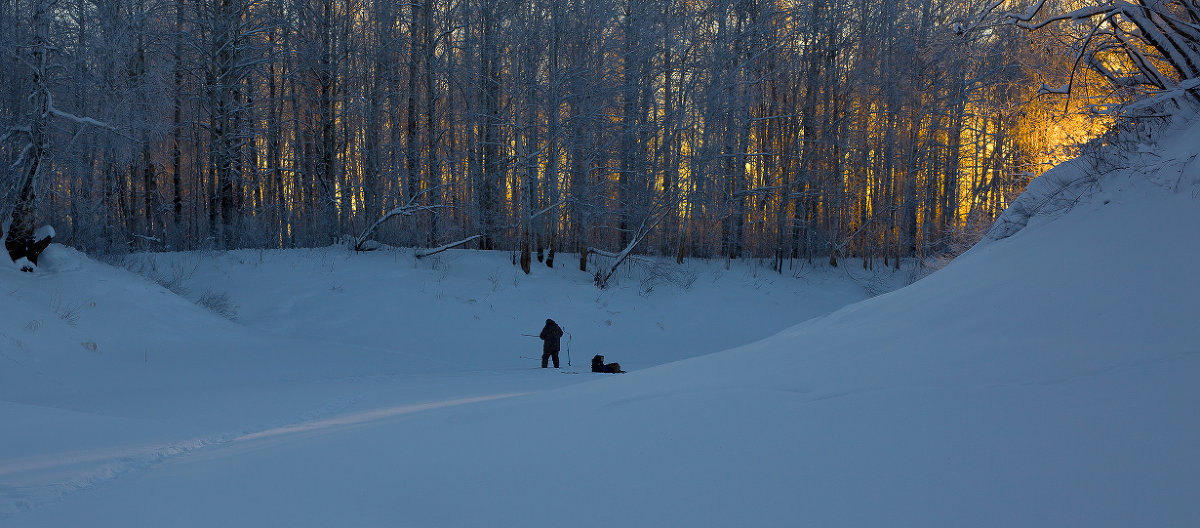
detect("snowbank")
[985,114,1200,244]
[0,237,900,523]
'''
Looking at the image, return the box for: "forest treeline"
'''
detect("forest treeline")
[5,0,1178,273]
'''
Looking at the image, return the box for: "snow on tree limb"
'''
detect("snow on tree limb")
[354,191,447,251]
[1002,0,1200,109]
[9,143,34,171]
[46,106,116,131]
[592,198,681,289]
[530,199,568,221]
[414,235,484,259]
[1,126,31,143]
[955,0,1006,35]
[1122,77,1200,112]
[1038,83,1072,95]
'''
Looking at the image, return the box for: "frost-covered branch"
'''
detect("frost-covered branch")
[354,192,447,251]
[1004,0,1200,109]
[953,0,1005,35]
[1122,77,1200,113]
[530,199,568,221]
[414,235,484,259]
[591,198,681,289]
[0,126,31,144]
[1038,83,1071,96]
[46,106,116,131]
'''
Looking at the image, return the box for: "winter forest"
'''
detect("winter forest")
[3,0,1156,273]
[3,1,1200,525]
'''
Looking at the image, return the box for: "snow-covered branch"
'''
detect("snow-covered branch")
[0,126,31,144]
[1006,0,1200,109]
[592,198,681,289]
[1122,77,1200,113]
[1038,83,1071,96]
[46,106,116,131]
[414,235,484,259]
[954,0,1005,35]
[530,199,568,221]
[354,197,447,251]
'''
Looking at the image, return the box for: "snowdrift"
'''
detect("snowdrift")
[339,120,1199,527]
[1,229,898,523]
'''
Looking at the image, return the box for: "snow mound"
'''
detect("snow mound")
[27,161,1188,527]
[983,156,1093,242]
[31,244,88,273]
[416,152,1200,526]
[32,225,54,242]
[984,114,1200,244]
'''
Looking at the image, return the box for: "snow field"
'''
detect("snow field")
[1,238,899,524]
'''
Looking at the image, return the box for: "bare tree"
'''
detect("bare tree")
[1006,0,1200,110]
[0,0,1105,280]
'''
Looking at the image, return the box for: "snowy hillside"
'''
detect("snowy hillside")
[0,236,901,523]
[3,118,1199,527]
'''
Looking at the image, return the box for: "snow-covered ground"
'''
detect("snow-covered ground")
[0,229,902,525]
[2,117,1199,527]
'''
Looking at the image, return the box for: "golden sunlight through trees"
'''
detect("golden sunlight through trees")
[1,0,1146,271]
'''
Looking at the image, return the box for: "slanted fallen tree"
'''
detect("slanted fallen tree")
[415,235,484,259]
[590,199,680,289]
[353,192,444,251]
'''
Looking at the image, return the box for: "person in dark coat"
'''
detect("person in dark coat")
[539,319,564,368]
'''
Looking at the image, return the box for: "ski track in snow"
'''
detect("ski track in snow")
[0,389,530,518]
[0,435,228,518]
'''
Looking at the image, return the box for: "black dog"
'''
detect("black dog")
[591,354,624,374]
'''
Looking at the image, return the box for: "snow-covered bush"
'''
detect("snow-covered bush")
[197,290,238,320]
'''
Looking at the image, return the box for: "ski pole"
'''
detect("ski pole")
[564,330,572,366]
